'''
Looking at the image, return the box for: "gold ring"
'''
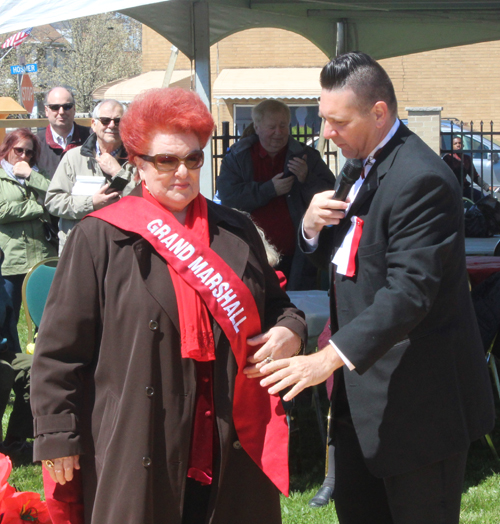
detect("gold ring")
[264,356,274,364]
[44,460,55,469]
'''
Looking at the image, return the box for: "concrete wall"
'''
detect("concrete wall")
[380,41,500,124]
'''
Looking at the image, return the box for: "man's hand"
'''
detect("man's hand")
[12,161,31,179]
[243,326,302,379]
[92,184,120,210]
[272,172,295,196]
[287,154,308,183]
[258,344,344,401]
[303,190,349,239]
[97,153,121,177]
[43,455,80,485]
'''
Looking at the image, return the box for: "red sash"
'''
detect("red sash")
[88,196,289,495]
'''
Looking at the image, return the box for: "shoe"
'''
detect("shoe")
[309,485,334,508]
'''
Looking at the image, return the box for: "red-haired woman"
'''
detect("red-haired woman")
[31,88,306,524]
[0,128,56,458]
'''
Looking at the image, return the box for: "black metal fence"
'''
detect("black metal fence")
[213,118,500,199]
[212,121,338,181]
[440,119,500,199]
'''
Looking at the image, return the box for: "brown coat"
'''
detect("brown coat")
[31,197,307,524]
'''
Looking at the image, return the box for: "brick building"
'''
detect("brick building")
[141,24,500,132]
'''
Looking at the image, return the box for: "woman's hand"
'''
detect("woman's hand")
[43,455,80,485]
[243,326,302,379]
[13,161,31,179]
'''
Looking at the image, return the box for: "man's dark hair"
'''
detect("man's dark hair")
[320,52,398,116]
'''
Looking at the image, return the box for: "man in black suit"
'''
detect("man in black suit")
[257,52,495,523]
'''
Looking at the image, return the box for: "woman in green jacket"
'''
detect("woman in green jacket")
[0,129,57,322]
[0,128,56,459]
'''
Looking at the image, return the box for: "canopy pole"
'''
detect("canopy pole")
[334,18,349,174]
[336,19,347,57]
[193,0,214,199]
[162,45,179,88]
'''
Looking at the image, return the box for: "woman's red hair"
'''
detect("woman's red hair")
[0,128,40,167]
[120,88,214,163]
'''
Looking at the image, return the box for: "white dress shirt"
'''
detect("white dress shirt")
[50,124,74,149]
[302,119,400,370]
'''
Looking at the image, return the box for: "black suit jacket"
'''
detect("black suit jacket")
[305,122,495,478]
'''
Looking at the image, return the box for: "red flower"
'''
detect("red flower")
[0,454,51,524]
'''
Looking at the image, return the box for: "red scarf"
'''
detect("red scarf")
[88,194,290,495]
[143,184,215,361]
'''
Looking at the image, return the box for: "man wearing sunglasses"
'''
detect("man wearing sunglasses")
[37,87,90,178]
[45,99,137,254]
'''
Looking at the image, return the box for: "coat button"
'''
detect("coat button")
[149,320,158,331]
[204,410,212,418]
[142,456,152,467]
[146,387,154,397]
[233,440,242,450]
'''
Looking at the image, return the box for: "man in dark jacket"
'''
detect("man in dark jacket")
[259,53,495,524]
[217,100,335,290]
[37,87,90,178]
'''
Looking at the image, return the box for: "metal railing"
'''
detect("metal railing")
[440,119,500,200]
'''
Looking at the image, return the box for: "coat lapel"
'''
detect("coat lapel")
[131,236,181,333]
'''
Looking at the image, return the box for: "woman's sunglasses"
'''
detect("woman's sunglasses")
[13,147,34,158]
[139,151,204,172]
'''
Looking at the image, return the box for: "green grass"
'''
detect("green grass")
[280,394,500,524]
[1,305,44,497]
[6,307,500,521]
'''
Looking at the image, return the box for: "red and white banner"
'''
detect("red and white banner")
[1,28,32,49]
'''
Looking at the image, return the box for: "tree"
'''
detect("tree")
[0,25,69,110]
[0,48,20,102]
[0,13,142,114]
[39,13,142,112]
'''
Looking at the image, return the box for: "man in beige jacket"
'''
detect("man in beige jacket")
[45,99,137,253]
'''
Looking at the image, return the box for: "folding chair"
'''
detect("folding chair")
[21,257,58,348]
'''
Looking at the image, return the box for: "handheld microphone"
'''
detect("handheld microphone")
[332,158,364,201]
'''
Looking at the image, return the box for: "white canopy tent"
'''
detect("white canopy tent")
[3,0,500,196]
[3,1,500,60]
